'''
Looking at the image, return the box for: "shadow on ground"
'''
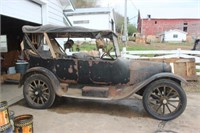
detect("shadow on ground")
[49,97,147,118]
[17,97,148,118]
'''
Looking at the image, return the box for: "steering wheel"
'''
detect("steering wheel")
[100,47,114,60]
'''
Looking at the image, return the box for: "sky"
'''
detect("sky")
[98,0,200,25]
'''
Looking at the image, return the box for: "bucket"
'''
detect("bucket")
[7,67,16,74]
[0,101,11,132]
[14,114,33,133]
[15,61,28,74]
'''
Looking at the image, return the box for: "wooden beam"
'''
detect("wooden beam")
[44,32,56,58]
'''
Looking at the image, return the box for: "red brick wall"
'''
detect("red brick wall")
[139,19,200,36]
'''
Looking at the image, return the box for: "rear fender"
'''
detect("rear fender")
[19,67,65,96]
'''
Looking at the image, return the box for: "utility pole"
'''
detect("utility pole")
[123,0,128,47]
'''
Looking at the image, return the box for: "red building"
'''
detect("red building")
[137,16,200,37]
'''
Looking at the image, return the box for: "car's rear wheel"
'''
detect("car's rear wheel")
[23,74,56,109]
[143,79,187,120]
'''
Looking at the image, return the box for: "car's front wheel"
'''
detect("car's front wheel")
[143,79,187,120]
[23,74,56,109]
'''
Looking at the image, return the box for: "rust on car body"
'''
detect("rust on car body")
[129,60,171,85]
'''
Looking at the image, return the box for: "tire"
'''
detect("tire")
[23,74,56,109]
[143,79,187,120]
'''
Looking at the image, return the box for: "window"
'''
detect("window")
[73,20,89,24]
[173,34,178,38]
[155,21,157,24]
[183,22,188,32]
[183,27,187,32]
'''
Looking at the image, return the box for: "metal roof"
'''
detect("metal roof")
[65,7,112,16]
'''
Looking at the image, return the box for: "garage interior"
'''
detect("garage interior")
[1,15,40,74]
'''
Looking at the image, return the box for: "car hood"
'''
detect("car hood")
[127,58,171,84]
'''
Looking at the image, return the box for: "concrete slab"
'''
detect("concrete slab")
[8,93,200,133]
[0,84,23,106]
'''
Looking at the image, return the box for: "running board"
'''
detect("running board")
[62,94,112,100]
[61,88,112,100]
[60,85,138,101]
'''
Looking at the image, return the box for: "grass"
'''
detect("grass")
[126,45,156,51]
[79,43,96,51]
[73,42,96,51]
[73,41,194,52]
[74,41,194,59]
[128,42,193,50]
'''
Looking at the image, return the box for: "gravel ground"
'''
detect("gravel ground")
[9,86,200,133]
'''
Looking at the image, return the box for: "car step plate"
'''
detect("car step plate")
[82,86,109,98]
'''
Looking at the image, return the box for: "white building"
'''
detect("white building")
[0,0,73,26]
[0,0,73,52]
[64,7,116,32]
[160,29,187,42]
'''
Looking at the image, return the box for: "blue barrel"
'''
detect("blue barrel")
[15,62,28,74]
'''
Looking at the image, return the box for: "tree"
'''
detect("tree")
[114,11,137,35]
[71,0,99,8]
[127,23,137,36]
[113,11,125,33]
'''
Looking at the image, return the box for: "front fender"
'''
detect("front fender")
[19,67,65,96]
[144,72,187,85]
[133,72,187,95]
[113,72,187,100]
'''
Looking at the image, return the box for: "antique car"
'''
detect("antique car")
[19,25,187,120]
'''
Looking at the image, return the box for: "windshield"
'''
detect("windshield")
[48,32,120,59]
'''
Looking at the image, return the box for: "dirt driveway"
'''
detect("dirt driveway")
[9,90,200,133]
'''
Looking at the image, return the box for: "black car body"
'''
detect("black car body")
[19,25,187,120]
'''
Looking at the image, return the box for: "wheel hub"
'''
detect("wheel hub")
[162,99,168,104]
[160,96,168,105]
[34,87,43,97]
[35,91,39,95]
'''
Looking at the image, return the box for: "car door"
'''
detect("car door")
[77,58,130,85]
[54,58,78,83]
[89,58,130,85]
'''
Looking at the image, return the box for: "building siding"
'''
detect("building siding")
[68,14,113,30]
[0,0,68,26]
[139,18,200,37]
[47,0,65,26]
[65,7,116,32]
